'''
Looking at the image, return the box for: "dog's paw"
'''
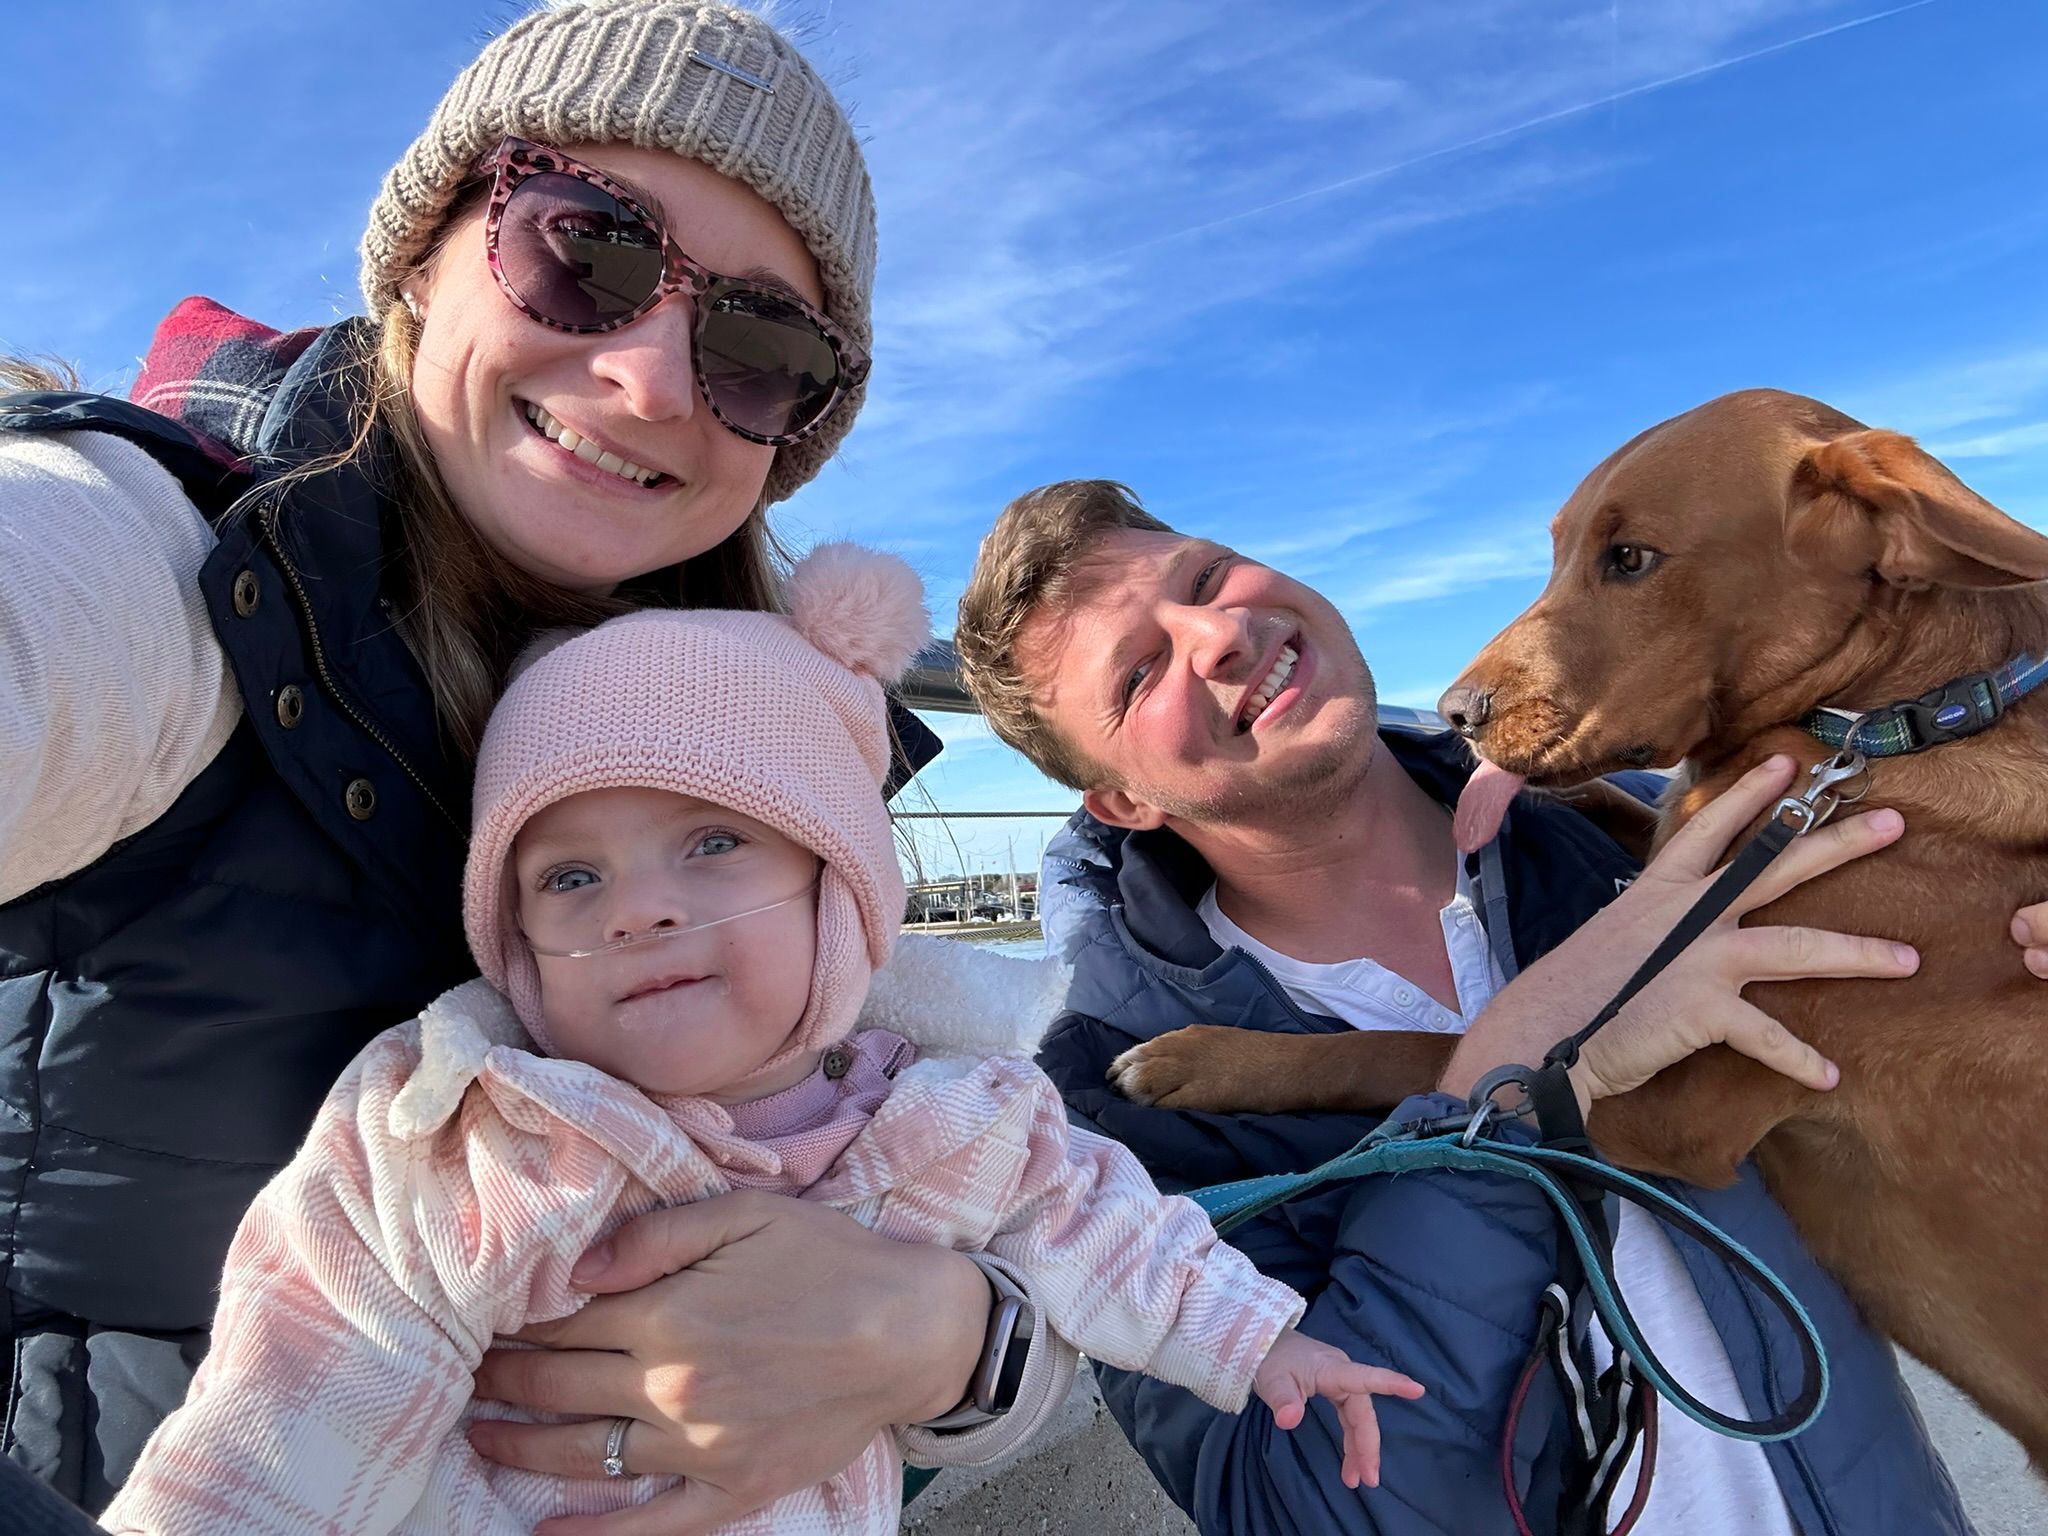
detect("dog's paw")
[1108,1026,1249,1110]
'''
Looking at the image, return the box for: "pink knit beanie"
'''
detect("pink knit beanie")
[465,543,927,1086]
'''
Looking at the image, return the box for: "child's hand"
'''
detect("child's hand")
[1252,1327,1425,1490]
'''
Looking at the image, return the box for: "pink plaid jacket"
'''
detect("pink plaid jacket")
[104,964,1302,1535]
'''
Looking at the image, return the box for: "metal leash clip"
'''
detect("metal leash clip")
[1773,748,1871,835]
[1460,1097,1499,1148]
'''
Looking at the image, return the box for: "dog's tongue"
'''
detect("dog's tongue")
[1453,760,1527,854]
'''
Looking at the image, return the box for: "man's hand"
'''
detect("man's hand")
[465,1191,988,1535]
[2010,903,2048,978]
[1442,755,1918,1113]
[1252,1327,1426,1491]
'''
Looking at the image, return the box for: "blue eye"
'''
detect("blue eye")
[1121,660,1151,705]
[695,830,744,857]
[1193,556,1226,599]
[541,866,598,894]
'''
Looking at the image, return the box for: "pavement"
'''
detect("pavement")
[1902,1355,2044,1536]
[903,1356,2044,1535]
[900,1364,1191,1536]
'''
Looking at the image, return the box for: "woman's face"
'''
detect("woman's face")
[407,144,824,593]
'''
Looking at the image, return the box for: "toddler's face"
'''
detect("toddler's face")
[513,786,821,1098]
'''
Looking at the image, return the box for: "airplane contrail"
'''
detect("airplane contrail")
[1101,0,1944,260]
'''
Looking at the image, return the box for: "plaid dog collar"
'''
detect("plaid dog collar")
[1802,652,2048,757]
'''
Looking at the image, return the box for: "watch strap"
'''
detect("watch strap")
[912,1267,1037,1431]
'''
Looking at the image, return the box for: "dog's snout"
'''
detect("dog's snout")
[1438,684,1491,736]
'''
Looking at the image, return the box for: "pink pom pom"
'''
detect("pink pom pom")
[785,542,931,682]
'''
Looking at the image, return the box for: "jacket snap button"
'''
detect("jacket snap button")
[822,1046,853,1080]
[232,569,260,617]
[344,778,377,820]
[275,685,305,729]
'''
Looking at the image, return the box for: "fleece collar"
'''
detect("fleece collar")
[390,936,1070,1140]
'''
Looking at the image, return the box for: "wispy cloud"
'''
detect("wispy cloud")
[803,0,1920,527]
[1839,347,2048,438]
[1925,420,2048,460]
[135,4,253,101]
[1333,525,1554,615]
[1096,1,1942,261]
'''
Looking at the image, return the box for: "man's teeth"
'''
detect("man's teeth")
[1240,645,1299,731]
[525,403,660,486]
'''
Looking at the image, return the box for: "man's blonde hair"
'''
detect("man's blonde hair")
[956,480,1173,790]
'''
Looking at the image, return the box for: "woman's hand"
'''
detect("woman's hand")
[466,1191,989,1536]
[1441,754,1918,1113]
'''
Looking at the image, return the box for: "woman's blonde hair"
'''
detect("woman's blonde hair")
[3,194,790,762]
[0,356,83,392]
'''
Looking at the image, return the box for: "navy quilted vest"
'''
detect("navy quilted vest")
[0,344,476,1502]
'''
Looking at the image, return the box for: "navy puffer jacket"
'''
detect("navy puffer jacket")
[1036,729,1971,1536]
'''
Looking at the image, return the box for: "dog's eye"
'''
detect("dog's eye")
[1606,544,1660,580]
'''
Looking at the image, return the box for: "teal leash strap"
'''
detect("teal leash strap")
[1189,1124,1410,1235]
[1187,1131,1829,1443]
[1481,1146,1828,1443]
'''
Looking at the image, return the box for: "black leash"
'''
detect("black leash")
[1484,750,1865,1532]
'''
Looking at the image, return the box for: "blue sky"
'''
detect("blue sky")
[7,0,2046,883]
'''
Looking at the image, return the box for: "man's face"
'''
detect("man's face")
[1021,528,1379,829]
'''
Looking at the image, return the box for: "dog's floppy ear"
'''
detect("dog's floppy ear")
[1791,428,2048,590]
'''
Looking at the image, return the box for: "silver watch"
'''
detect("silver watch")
[914,1267,1037,1430]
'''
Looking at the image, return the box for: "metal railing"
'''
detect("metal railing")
[900,640,979,714]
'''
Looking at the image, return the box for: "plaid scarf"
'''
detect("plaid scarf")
[130,296,324,467]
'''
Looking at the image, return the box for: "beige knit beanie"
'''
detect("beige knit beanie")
[361,0,875,503]
[466,543,926,1089]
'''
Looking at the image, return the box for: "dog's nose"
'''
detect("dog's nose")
[1438,684,1491,736]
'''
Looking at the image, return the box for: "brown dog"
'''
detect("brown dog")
[1112,389,2048,1462]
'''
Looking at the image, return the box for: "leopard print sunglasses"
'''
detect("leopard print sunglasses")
[482,136,869,447]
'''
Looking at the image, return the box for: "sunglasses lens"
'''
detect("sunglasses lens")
[698,289,843,441]
[499,172,663,327]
